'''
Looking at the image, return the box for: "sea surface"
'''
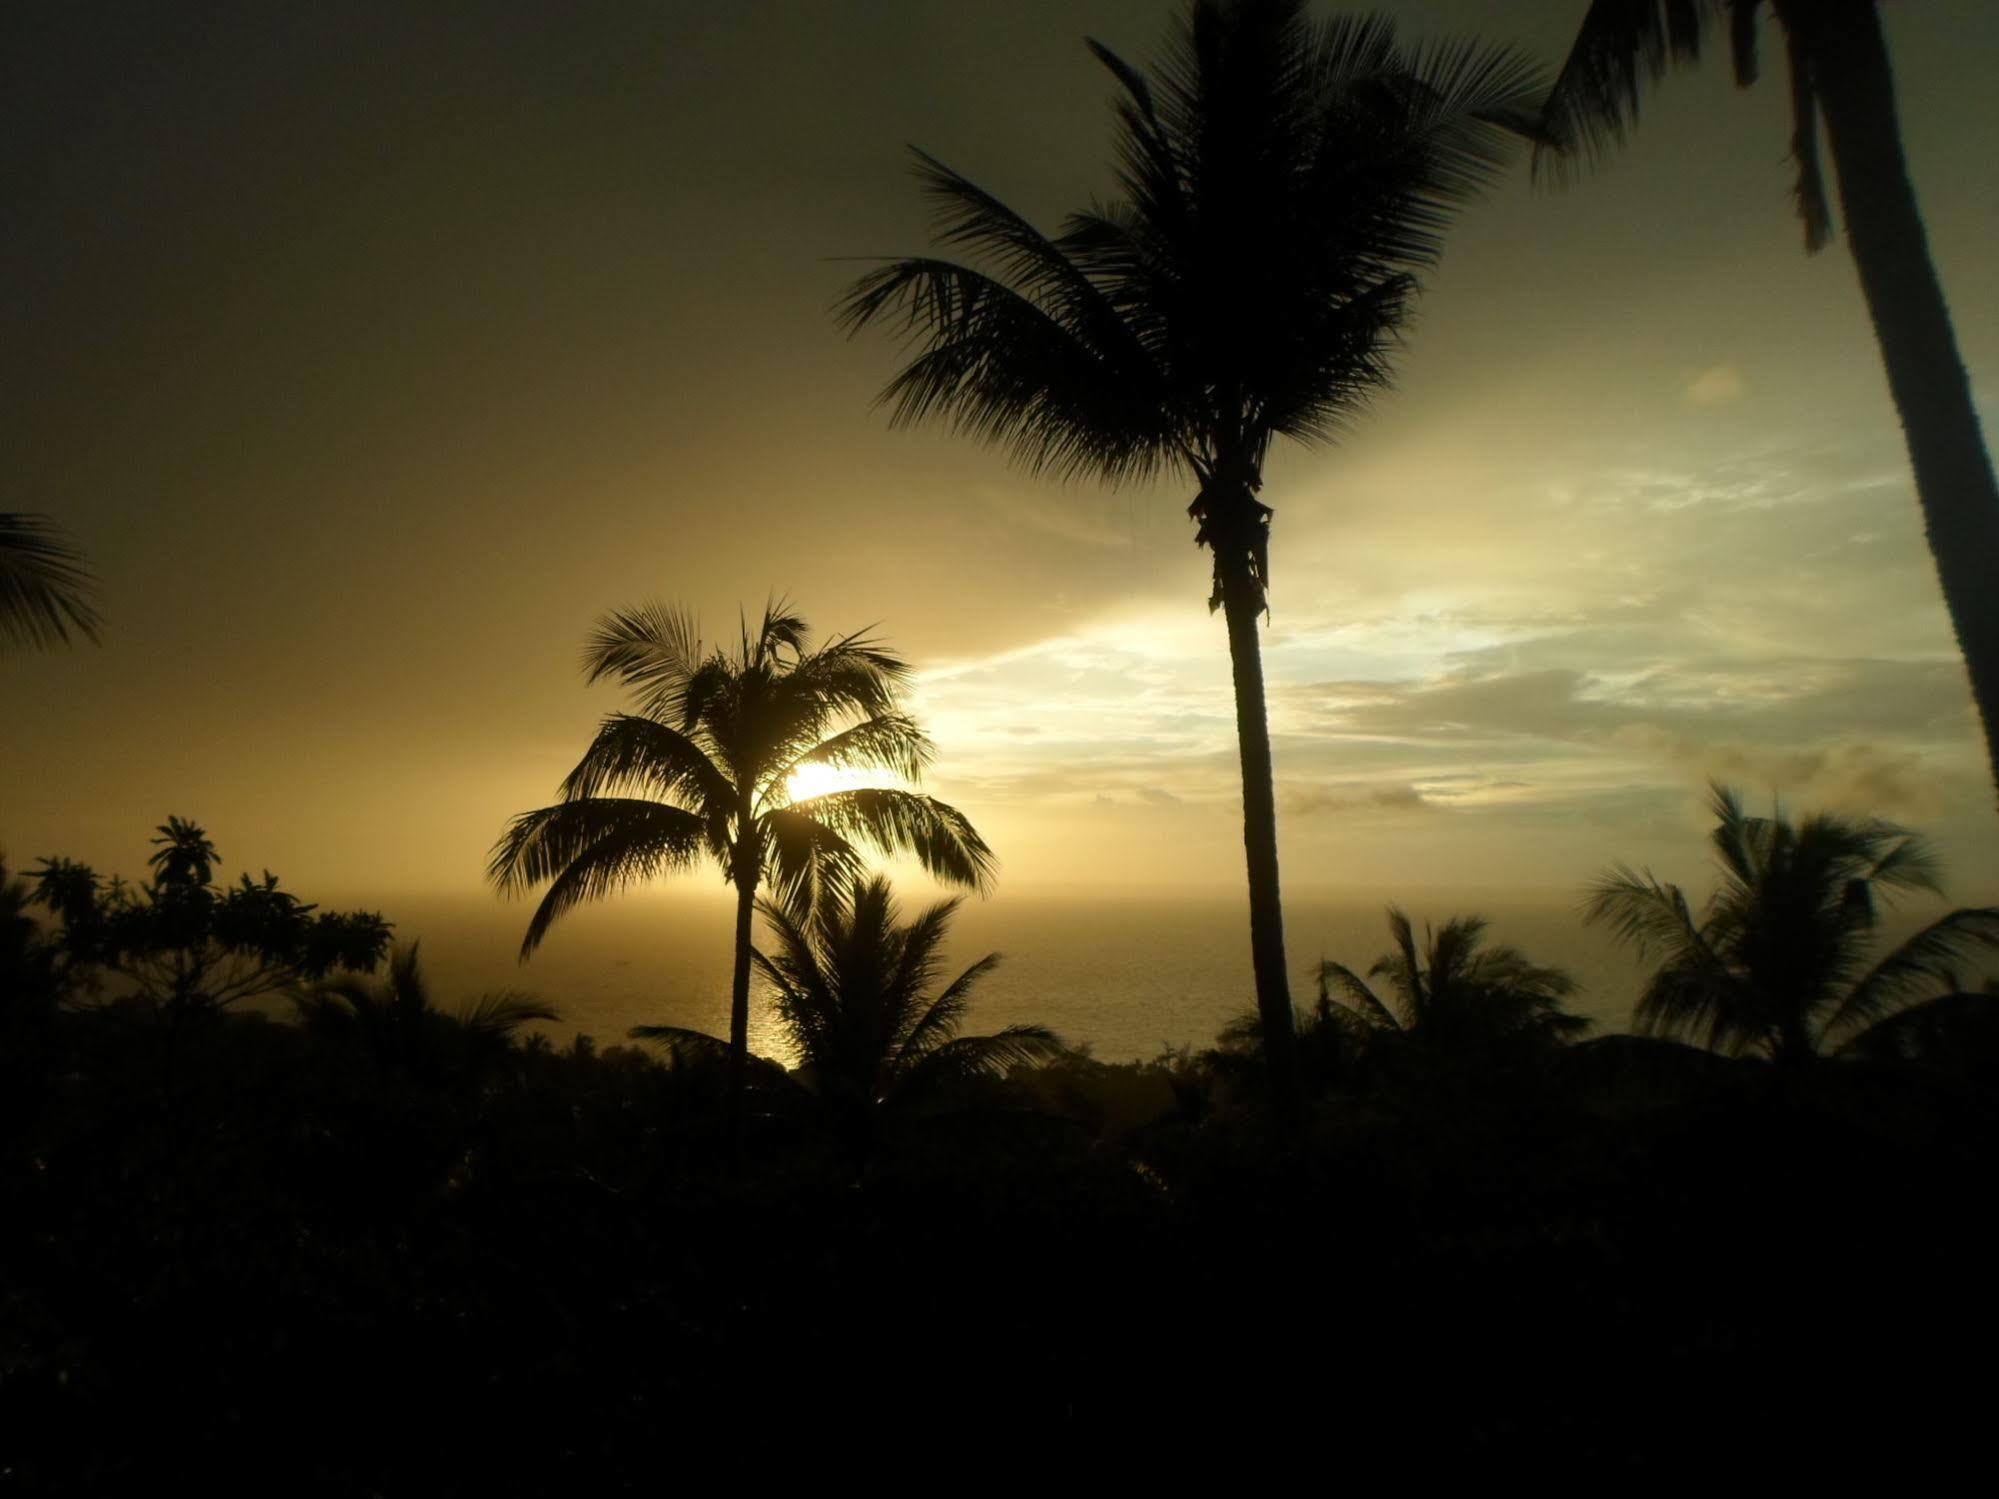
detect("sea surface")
[374,888,1656,1065]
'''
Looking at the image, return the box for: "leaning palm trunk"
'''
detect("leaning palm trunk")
[1798,0,1999,803]
[1544,0,1999,810]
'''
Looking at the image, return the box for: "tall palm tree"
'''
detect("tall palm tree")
[1540,1,1999,805]
[638,876,1060,1146]
[1319,905,1588,1053]
[839,1,1543,1098]
[489,600,995,1108]
[1585,783,1999,1063]
[0,512,101,652]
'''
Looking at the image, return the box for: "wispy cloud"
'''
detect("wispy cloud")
[1685,364,1747,406]
[906,434,1996,893]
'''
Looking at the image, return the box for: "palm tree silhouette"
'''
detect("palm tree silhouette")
[1319,906,1589,1055]
[0,513,101,652]
[1585,783,1999,1062]
[839,1,1542,1101]
[1541,2,1999,806]
[636,875,1060,1150]
[148,816,219,888]
[293,941,557,1084]
[490,599,994,1113]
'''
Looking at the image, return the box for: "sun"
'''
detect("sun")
[783,762,888,806]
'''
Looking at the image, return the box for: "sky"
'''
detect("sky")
[5,0,1998,915]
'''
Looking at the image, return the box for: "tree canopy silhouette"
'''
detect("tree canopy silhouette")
[1539,0,1999,808]
[1585,783,1999,1062]
[840,0,1543,1104]
[636,874,1060,1150]
[489,599,994,1118]
[0,512,101,652]
[1319,905,1588,1055]
[293,942,557,1087]
[28,817,391,1013]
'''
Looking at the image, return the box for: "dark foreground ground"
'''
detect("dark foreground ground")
[3,1008,1994,1490]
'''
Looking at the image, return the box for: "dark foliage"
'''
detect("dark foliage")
[4,939,1995,1482]
[0,511,101,651]
[25,817,392,1013]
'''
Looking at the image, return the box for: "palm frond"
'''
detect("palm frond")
[898,949,1001,1064]
[764,713,934,802]
[558,713,735,821]
[628,1023,733,1065]
[782,787,997,894]
[757,806,864,920]
[1536,0,1724,178]
[1728,0,1760,86]
[1375,905,1425,1022]
[898,1025,1065,1096]
[1825,907,1999,1048]
[1863,829,1943,900]
[749,595,812,667]
[1584,865,1709,963]
[778,629,915,727]
[582,602,705,722]
[908,148,1153,361]
[836,255,1174,484]
[0,512,103,650]
[1316,959,1398,1031]
[455,988,559,1038]
[1085,35,1158,124]
[1631,960,1757,1053]
[488,799,708,955]
[1781,21,1831,252]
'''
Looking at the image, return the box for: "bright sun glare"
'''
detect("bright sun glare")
[783,762,888,805]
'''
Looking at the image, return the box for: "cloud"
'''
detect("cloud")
[1613,728,1947,822]
[1286,782,1434,816]
[1136,786,1182,806]
[1685,364,1747,406]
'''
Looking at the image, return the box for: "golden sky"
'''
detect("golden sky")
[5,0,1997,907]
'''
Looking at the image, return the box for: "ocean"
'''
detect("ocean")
[374,887,1655,1064]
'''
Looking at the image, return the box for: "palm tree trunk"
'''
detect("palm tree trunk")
[1218,559,1300,1112]
[726,870,755,1143]
[1801,0,1999,806]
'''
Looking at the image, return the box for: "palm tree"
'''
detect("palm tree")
[637,875,1060,1146]
[1585,783,1999,1063]
[1318,906,1589,1054]
[293,941,558,1084]
[839,1,1543,1098]
[1540,1,1999,805]
[148,816,218,888]
[489,600,995,1112]
[1,512,101,651]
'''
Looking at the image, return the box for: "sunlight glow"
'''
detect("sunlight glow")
[783,762,887,806]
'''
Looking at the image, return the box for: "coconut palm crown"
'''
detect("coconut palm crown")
[489,599,995,1099]
[1585,783,1999,1062]
[1318,906,1588,1052]
[639,875,1059,1118]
